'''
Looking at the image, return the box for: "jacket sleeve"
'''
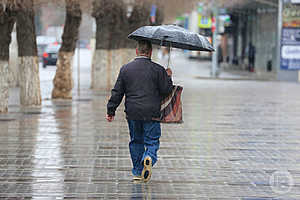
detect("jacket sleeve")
[158,68,173,96]
[107,69,125,116]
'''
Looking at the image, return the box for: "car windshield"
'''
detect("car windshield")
[46,44,61,52]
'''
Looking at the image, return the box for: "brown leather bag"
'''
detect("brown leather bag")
[159,85,183,124]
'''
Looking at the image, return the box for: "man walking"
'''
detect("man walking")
[106,40,173,182]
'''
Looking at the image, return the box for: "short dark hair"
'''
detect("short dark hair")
[137,40,152,55]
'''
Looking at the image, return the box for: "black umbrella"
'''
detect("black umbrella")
[128,24,214,52]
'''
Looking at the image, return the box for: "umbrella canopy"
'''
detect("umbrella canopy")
[128,25,214,52]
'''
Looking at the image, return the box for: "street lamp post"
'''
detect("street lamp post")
[277,0,282,81]
[212,4,219,78]
[77,33,80,96]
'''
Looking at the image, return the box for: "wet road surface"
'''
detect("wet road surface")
[1,51,300,199]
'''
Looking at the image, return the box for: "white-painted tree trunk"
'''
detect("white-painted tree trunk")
[52,51,74,99]
[8,32,19,87]
[91,49,136,90]
[18,56,42,106]
[0,61,9,113]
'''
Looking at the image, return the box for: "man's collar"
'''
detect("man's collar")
[135,56,151,60]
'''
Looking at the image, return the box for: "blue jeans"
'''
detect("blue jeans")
[127,120,161,176]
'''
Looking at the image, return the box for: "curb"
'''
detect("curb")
[194,76,275,82]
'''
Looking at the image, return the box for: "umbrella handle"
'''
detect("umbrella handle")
[160,38,172,69]
[167,45,172,69]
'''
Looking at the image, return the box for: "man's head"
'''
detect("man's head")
[136,40,152,58]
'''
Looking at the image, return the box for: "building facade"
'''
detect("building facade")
[224,0,300,82]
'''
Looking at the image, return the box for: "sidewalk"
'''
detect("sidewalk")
[1,50,300,199]
[164,50,276,82]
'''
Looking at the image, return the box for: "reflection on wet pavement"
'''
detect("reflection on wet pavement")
[1,79,300,199]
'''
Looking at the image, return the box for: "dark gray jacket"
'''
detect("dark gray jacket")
[107,57,173,121]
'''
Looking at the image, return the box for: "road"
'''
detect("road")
[1,49,300,199]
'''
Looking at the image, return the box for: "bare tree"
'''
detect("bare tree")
[91,0,126,90]
[52,0,82,99]
[91,0,163,90]
[0,2,16,113]
[16,0,41,106]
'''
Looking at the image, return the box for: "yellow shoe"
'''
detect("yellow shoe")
[141,156,152,183]
[133,175,142,182]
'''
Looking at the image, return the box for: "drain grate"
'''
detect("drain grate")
[0,118,16,122]
[23,111,44,115]
[54,105,72,108]
[75,99,92,102]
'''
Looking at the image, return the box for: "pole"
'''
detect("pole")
[276,0,282,80]
[77,37,80,96]
[212,4,219,78]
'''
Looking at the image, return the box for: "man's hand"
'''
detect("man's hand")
[166,68,172,77]
[106,114,114,122]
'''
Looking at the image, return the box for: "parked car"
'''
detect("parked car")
[37,36,56,61]
[42,44,61,68]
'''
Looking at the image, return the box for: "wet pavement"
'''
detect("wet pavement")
[1,51,300,199]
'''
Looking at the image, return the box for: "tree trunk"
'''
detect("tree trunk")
[91,49,137,90]
[0,60,9,113]
[16,0,41,106]
[91,0,125,90]
[8,31,19,88]
[0,6,15,113]
[52,0,82,99]
[91,0,153,90]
